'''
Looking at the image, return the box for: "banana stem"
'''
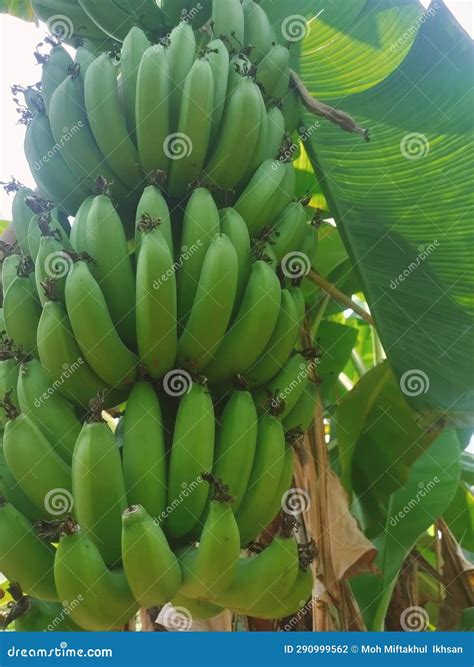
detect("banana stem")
[290,70,369,141]
[307,269,374,326]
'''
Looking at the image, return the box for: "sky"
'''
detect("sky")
[0,1,472,219]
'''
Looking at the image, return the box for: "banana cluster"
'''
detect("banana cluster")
[1,0,319,631]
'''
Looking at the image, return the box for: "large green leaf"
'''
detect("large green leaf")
[352,430,461,629]
[301,4,474,424]
[0,0,35,21]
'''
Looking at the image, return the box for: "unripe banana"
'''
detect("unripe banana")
[168,58,215,198]
[203,261,281,384]
[169,593,223,620]
[120,26,150,139]
[177,234,238,370]
[136,46,171,177]
[0,497,58,601]
[254,353,311,420]
[3,406,72,516]
[11,187,35,255]
[248,289,299,388]
[219,208,251,319]
[0,440,44,522]
[245,567,313,620]
[162,0,211,27]
[74,46,96,84]
[135,185,173,256]
[207,39,230,143]
[136,223,177,378]
[28,208,71,263]
[72,416,127,566]
[77,0,139,42]
[3,274,42,356]
[122,382,166,519]
[41,44,73,114]
[14,598,82,632]
[234,160,290,237]
[212,0,244,51]
[55,523,138,630]
[85,54,142,190]
[236,414,286,546]
[256,44,290,101]
[2,254,21,296]
[83,195,136,348]
[24,113,88,216]
[34,236,72,305]
[212,390,258,512]
[166,383,215,540]
[179,477,240,599]
[211,530,298,611]
[70,195,94,252]
[282,87,302,134]
[271,202,310,262]
[37,300,122,409]
[48,71,129,202]
[122,505,181,607]
[243,0,275,63]
[265,106,286,160]
[32,0,110,47]
[204,77,261,190]
[166,23,196,133]
[289,285,306,327]
[283,382,317,431]
[177,188,220,325]
[65,261,137,389]
[244,85,268,180]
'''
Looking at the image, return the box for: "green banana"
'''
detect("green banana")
[169,594,223,621]
[122,504,181,607]
[166,22,196,133]
[70,195,94,252]
[3,405,72,516]
[283,382,317,431]
[248,289,299,388]
[207,39,230,143]
[244,84,268,181]
[254,354,311,420]
[179,477,240,599]
[203,261,282,384]
[14,598,82,632]
[3,274,42,356]
[72,415,127,566]
[289,285,306,327]
[166,383,215,540]
[211,529,298,611]
[122,382,166,519]
[2,254,21,296]
[120,26,150,138]
[162,0,211,27]
[234,160,292,237]
[177,234,238,370]
[17,358,81,465]
[83,195,136,348]
[32,0,110,47]
[243,0,275,63]
[74,46,96,84]
[65,261,137,389]
[85,54,142,190]
[37,300,123,409]
[136,45,171,178]
[256,44,290,101]
[34,236,70,305]
[0,497,57,601]
[219,208,252,319]
[48,70,129,202]
[40,44,72,114]
[168,58,215,199]
[135,184,173,255]
[177,188,220,325]
[24,113,88,216]
[282,87,302,134]
[227,53,252,98]
[0,438,43,524]
[271,202,310,262]
[212,0,244,50]
[212,389,258,512]
[54,522,138,630]
[265,106,286,160]
[243,567,313,620]
[204,76,261,190]
[77,0,139,41]
[136,222,177,378]
[11,186,35,255]
[235,414,286,546]
[28,208,71,263]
